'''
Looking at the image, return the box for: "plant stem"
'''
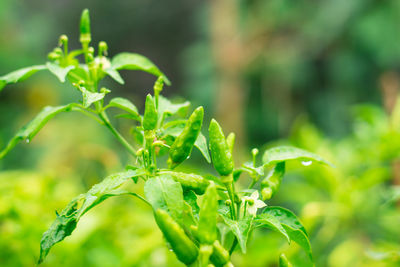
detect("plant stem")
[229,238,238,255]
[248,179,257,189]
[99,111,137,156]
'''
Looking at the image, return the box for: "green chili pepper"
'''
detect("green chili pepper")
[260,162,285,200]
[154,209,199,265]
[79,9,91,44]
[198,183,218,244]
[210,240,231,267]
[279,253,293,267]
[143,94,158,130]
[168,106,204,168]
[209,119,234,176]
[166,171,210,195]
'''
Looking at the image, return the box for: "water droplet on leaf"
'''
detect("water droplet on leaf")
[301,160,312,166]
[26,139,30,144]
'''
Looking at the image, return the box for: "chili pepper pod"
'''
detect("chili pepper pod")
[143,94,158,130]
[209,119,234,176]
[168,106,204,168]
[166,171,210,195]
[210,240,231,267]
[260,162,285,200]
[279,253,293,267]
[154,209,199,265]
[79,9,91,44]
[198,183,218,244]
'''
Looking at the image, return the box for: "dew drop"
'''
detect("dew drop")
[301,160,312,166]
[26,139,30,144]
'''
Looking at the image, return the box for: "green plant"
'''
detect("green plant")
[0,9,333,266]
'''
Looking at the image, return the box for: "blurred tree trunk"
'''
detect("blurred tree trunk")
[380,71,400,186]
[209,0,246,158]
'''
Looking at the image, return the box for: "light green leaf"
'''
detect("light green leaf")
[0,105,73,159]
[38,169,146,264]
[67,66,88,84]
[195,132,211,163]
[242,162,265,177]
[158,95,190,119]
[110,52,170,85]
[106,97,140,121]
[144,174,184,222]
[105,68,124,84]
[79,86,106,108]
[258,206,313,261]
[0,65,46,91]
[262,146,334,167]
[222,216,253,253]
[254,213,290,243]
[46,62,75,82]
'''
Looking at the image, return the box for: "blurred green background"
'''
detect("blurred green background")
[1,0,400,266]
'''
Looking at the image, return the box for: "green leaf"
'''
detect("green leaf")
[0,105,73,159]
[257,206,313,261]
[158,95,190,119]
[184,190,200,221]
[144,174,184,222]
[194,132,211,163]
[106,97,140,121]
[110,52,170,85]
[67,66,88,84]
[105,68,124,84]
[79,86,106,108]
[0,65,46,91]
[262,146,334,167]
[46,62,75,82]
[38,169,146,264]
[222,216,253,253]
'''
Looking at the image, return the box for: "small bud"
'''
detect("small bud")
[100,87,111,94]
[153,76,164,95]
[246,198,254,205]
[136,148,144,157]
[48,52,60,61]
[261,188,273,200]
[98,41,108,56]
[79,9,91,44]
[59,35,68,47]
[251,148,259,158]
[225,199,232,206]
[53,47,63,56]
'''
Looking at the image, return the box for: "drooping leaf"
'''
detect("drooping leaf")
[0,105,73,159]
[106,97,140,121]
[110,52,170,85]
[194,132,211,163]
[158,95,190,120]
[0,65,46,91]
[105,68,124,84]
[262,146,334,167]
[38,169,146,264]
[144,174,184,222]
[257,206,313,261]
[222,216,253,253]
[46,62,75,82]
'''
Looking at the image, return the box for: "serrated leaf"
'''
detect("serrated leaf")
[105,68,124,84]
[0,105,73,159]
[158,95,190,119]
[0,65,46,91]
[110,52,170,85]
[257,206,313,261]
[46,62,75,82]
[262,146,334,167]
[106,97,140,121]
[144,174,184,222]
[222,216,253,253]
[38,169,146,264]
[194,132,211,163]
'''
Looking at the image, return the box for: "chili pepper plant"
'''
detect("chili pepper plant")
[0,9,333,267]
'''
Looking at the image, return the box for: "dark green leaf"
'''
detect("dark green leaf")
[0,105,73,159]
[110,52,170,85]
[257,206,313,261]
[106,97,140,121]
[38,169,146,264]
[262,146,334,167]
[46,62,75,82]
[0,65,46,91]
[222,216,253,253]
[144,174,184,222]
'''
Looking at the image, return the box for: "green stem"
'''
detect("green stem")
[99,111,137,156]
[229,238,238,255]
[248,179,257,189]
